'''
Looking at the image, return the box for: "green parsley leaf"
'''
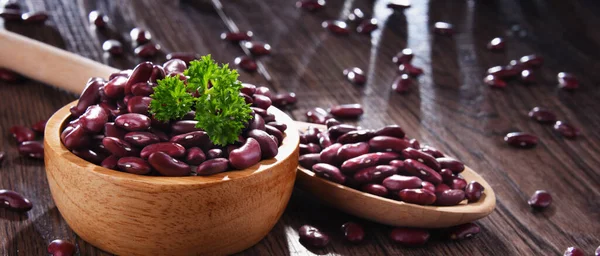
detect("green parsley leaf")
[148,75,194,122]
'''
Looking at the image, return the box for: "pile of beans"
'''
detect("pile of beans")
[60,61,286,177]
[298,120,485,206]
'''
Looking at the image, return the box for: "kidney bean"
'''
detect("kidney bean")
[240,93,253,105]
[148,65,166,83]
[402,148,440,171]
[554,121,580,139]
[418,182,433,194]
[184,147,205,165]
[298,225,330,248]
[398,63,424,77]
[114,113,151,131]
[102,40,123,55]
[0,9,21,21]
[353,165,397,184]
[343,67,366,85]
[563,247,585,256]
[420,146,443,158]
[519,54,543,68]
[252,87,271,99]
[194,158,228,176]
[392,48,413,65]
[101,155,118,170]
[181,111,196,121]
[263,113,275,123]
[103,76,128,99]
[528,190,552,209]
[389,228,430,246]
[368,135,411,153]
[170,120,202,135]
[109,69,132,80]
[300,143,321,155]
[130,28,152,44]
[140,142,185,159]
[21,11,48,23]
[220,31,253,42]
[166,52,200,64]
[341,152,400,173]
[102,137,139,157]
[47,239,75,256]
[487,65,520,79]
[61,125,90,150]
[88,10,108,27]
[409,138,420,149]
[162,59,187,75]
[399,189,436,205]
[324,118,341,128]
[336,142,369,163]
[435,183,451,194]
[234,56,257,72]
[465,181,484,203]
[267,122,286,132]
[31,119,47,133]
[404,159,442,185]
[317,132,332,148]
[595,246,600,256]
[9,125,36,144]
[389,160,406,173]
[271,92,297,108]
[123,132,159,147]
[102,123,125,140]
[328,124,357,140]
[265,125,284,145]
[2,0,21,10]
[448,222,480,240]
[306,107,331,124]
[319,143,342,165]
[246,113,265,131]
[79,105,108,133]
[504,132,538,148]
[229,138,261,169]
[125,62,153,94]
[168,131,209,150]
[135,43,161,58]
[147,152,190,176]
[435,189,465,206]
[440,169,454,183]
[484,74,507,88]
[0,68,23,83]
[340,222,365,243]
[437,157,465,174]
[70,78,104,116]
[72,148,106,165]
[374,125,405,139]
[303,126,320,143]
[528,107,557,123]
[382,175,422,191]
[0,189,32,212]
[126,96,151,115]
[330,104,364,119]
[248,129,278,159]
[450,177,467,190]
[338,130,376,144]
[299,153,321,169]
[117,157,151,175]
[312,163,346,184]
[361,183,388,197]
[252,94,272,110]
[520,70,536,84]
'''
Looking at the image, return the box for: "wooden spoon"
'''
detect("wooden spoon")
[294,121,496,228]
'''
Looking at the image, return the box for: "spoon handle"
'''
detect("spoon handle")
[0,29,118,94]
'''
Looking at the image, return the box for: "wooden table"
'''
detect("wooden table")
[1,0,599,255]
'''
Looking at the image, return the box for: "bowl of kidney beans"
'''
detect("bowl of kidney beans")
[43,61,300,256]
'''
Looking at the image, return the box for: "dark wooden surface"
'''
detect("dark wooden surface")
[1,0,599,255]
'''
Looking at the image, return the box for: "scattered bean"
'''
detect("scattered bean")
[296,0,325,11]
[88,10,108,28]
[389,227,430,246]
[330,104,363,119]
[528,190,552,209]
[504,132,538,148]
[221,31,253,42]
[298,225,330,248]
[341,222,365,243]
[322,20,350,35]
[47,239,75,256]
[243,41,271,56]
[0,189,32,212]
[553,121,580,139]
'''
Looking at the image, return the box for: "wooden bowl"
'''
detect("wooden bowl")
[44,101,300,256]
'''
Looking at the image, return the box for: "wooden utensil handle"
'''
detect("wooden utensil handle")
[0,29,119,94]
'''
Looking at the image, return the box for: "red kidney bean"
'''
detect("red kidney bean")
[554,121,580,139]
[117,157,151,175]
[440,169,454,183]
[252,94,272,109]
[255,86,272,99]
[341,152,400,173]
[448,222,480,240]
[148,151,190,176]
[304,126,320,143]
[240,83,256,96]
[465,181,484,203]
[504,132,538,148]
[150,65,166,83]
[72,148,106,165]
[9,125,36,144]
[357,18,378,34]
[0,68,23,83]
[266,122,286,132]
[31,119,47,133]
[61,125,90,150]
[130,28,152,44]
[306,107,331,124]
[103,76,128,99]
[312,163,346,184]
[0,189,32,212]
[165,53,199,65]
[102,40,123,55]
[123,132,160,147]
[336,142,370,163]
[263,114,276,123]
[361,183,388,197]
[114,113,151,131]
[169,131,209,149]
[483,74,507,88]
[325,118,341,128]
[382,174,422,191]
[563,247,585,256]
[368,135,411,153]
[322,20,350,35]
[196,158,229,176]
[89,10,108,28]
[433,21,454,35]
[389,228,430,246]
[317,132,332,148]
[296,0,325,11]
[70,78,104,116]
[298,225,330,248]
[487,37,505,51]
[437,157,465,174]
[47,239,75,256]
[338,130,375,144]
[220,31,253,42]
[300,143,321,155]
[450,177,467,190]
[528,107,556,123]
[402,148,440,171]
[421,181,435,193]
[80,105,108,133]
[0,151,5,165]
[595,246,600,256]
[134,43,161,58]
[271,92,297,108]
[508,59,526,72]
[248,113,265,131]
[109,69,133,80]
[343,67,366,85]
[374,125,405,139]
[354,165,396,184]
[389,159,406,173]
[125,62,153,94]
[299,153,320,169]
[341,222,365,243]
[140,142,185,159]
[435,189,465,206]
[528,190,552,209]
[163,59,187,75]
[104,122,126,139]
[21,11,48,23]
[229,138,261,170]
[391,74,411,93]
[399,189,436,205]
[18,141,44,159]
[519,54,543,69]
[101,155,118,170]
[347,7,364,22]
[243,41,272,56]
[409,138,420,149]
[0,9,21,21]
[520,70,536,84]
[170,120,202,135]
[265,125,283,145]
[319,143,342,165]
[487,65,520,79]
[420,146,443,158]
[435,183,451,194]
[185,147,206,165]
[399,63,424,77]
[126,96,151,115]
[248,129,278,159]
[240,93,254,105]
[235,58,257,73]
[330,104,363,119]
[392,48,413,65]
[404,159,442,185]
[102,137,138,157]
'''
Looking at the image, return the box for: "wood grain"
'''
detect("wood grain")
[1,0,599,255]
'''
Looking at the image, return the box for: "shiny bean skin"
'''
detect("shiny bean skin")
[336,142,370,163]
[102,137,138,157]
[248,129,278,159]
[354,165,397,184]
[31,120,47,133]
[169,131,210,149]
[437,157,465,174]
[382,175,422,191]
[435,189,465,206]
[117,157,151,175]
[389,159,406,173]
[162,59,187,74]
[108,69,132,80]
[166,52,201,64]
[465,181,484,203]
[404,159,442,185]
[185,147,206,165]
[196,158,230,176]
[318,131,332,148]
[72,148,106,165]
[114,113,151,131]
[299,143,320,155]
[421,181,435,193]
[306,107,331,124]
[140,142,186,159]
[435,183,451,194]
[252,94,272,110]
[0,189,33,212]
[148,152,191,176]
[171,120,202,135]
[238,83,256,96]
[103,76,128,99]
[328,124,358,140]
[402,148,440,171]
[450,177,467,190]
[271,92,297,108]
[134,43,161,58]
[409,138,420,149]
[80,105,108,133]
[564,247,585,256]
[304,126,321,143]
[266,122,287,132]
[330,104,364,118]
[312,163,346,184]
[341,222,365,243]
[374,125,405,139]
[336,129,375,144]
[389,228,430,246]
[61,125,90,150]
[248,113,265,131]
[319,143,343,165]
[399,189,437,205]
[101,155,118,170]
[341,152,400,173]
[504,132,538,148]
[240,93,254,105]
[420,146,444,158]
[70,78,104,116]
[263,113,276,123]
[255,86,272,99]
[528,190,552,209]
[21,11,48,24]
[368,135,411,152]
[127,96,151,115]
[104,122,127,139]
[361,183,388,197]
[325,118,341,128]
[47,239,76,256]
[125,62,153,94]
[440,169,454,183]
[298,225,330,248]
[299,153,321,169]
[124,132,160,147]
[9,125,36,143]
[207,148,224,159]
[150,65,166,83]
[229,138,262,170]
[265,125,284,145]
[447,223,480,240]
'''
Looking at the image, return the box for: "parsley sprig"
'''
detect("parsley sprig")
[149,55,252,146]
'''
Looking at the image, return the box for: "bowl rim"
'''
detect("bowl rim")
[44,100,300,187]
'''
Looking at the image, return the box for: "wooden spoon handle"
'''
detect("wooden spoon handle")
[0,29,118,94]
